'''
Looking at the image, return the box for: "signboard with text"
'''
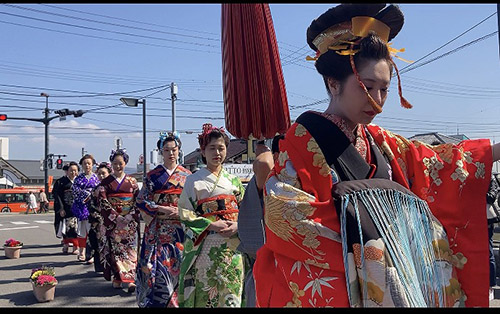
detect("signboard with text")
[223,163,254,182]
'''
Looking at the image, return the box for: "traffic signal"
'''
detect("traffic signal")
[56,158,63,169]
[47,157,53,169]
[73,110,84,117]
[0,114,7,121]
[54,109,70,116]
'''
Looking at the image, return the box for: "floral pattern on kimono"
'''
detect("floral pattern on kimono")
[135,164,191,308]
[71,173,100,220]
[177,167,246,308]
[253,114,492,308]
[97,174,140,283]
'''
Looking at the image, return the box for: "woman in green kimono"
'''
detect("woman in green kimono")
[178,123,246,307]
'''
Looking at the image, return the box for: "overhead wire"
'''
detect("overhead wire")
[0,20,220,54]
[399,11,497,72]
[0,11,219,48]
[0,59,222,85]
[400,31,498,74]
[3,4,219,42]
[41,3,220,37]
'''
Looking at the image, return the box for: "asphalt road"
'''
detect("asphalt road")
[0,212,139,307]
[1,211,499,307]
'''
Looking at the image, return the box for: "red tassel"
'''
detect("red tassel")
[349,53,383,114]
[390,58,412,109]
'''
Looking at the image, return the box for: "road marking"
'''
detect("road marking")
[0,226,39,231]
[10,221,29,225]
[34,220,52,224]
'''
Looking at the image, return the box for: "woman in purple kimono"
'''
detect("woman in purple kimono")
[71,154,100,262]
[135,132,191,308]
[97,148,140,292]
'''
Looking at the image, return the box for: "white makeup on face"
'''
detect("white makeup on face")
[331,59,391,130]
[202,137,227,173]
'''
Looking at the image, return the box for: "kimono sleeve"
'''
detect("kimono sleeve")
[135,174,158,217]
[52,179,63,213]
[129,177,141,223]
[368,125,492,307]
[233,176,245,205]
[178,175,212,235]
[72,175,91,204]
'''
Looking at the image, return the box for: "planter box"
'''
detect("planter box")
[4,246,22,259]
[32,282,56,302]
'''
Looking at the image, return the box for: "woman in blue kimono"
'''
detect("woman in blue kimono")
[135,132,192,307]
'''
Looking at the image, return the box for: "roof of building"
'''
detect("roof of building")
[1,158,138,181]
[183,148,201,165]
[183,139,248,165]
[408,132,468,145]
[4,159,66,180]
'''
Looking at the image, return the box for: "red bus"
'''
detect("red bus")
[0,187,54,213]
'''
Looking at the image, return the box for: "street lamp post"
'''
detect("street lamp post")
[119,97,147,181]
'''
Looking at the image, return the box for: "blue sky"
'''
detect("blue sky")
[1,3,499,167]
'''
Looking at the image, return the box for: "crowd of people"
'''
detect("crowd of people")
[48,125,283,307]
[24,3,500,308]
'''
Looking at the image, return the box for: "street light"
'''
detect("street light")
[120,97,147,180]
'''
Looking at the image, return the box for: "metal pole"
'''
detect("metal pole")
[171,82,176,132]
[497,3,500,59]
[42,94,49,195]
[142,99,147,181]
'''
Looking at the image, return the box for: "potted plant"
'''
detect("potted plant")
[30,266,58,302]
[3,238,23,259]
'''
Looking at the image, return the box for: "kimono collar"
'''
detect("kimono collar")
[318,111,362,143]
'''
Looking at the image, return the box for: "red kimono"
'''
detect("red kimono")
[254,114,491,307]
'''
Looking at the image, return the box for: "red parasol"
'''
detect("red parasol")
[221,3,291,140]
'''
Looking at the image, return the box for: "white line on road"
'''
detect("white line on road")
[34,220,52,224]
[0,226,39,231]
[10,221,29,225]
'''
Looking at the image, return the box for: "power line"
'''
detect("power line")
[3,4,220,42]
[0,82,171,98]
[0,10,219,48]
[85,111,225,120]
[0,59,221,85]
[0,20,220,54]
[400,31,498,74]
[399,11,497,72]
[41,3,220,37]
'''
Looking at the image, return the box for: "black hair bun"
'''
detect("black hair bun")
[306,3,404,51]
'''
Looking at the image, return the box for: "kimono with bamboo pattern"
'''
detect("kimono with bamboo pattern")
[177,167,246,307]
[253,113,492,308]
[97,174,140,284]
[135,164,191,308]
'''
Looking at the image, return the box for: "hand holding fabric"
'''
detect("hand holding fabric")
[219,220,238,237]
[208,219,229,232]
[157,205,179,218]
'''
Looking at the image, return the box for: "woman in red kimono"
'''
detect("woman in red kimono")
[253,3,500,308]
[97,148,140,292]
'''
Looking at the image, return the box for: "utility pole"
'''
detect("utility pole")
[41,93,50,195]
[497,3,500,59]
[0,98,85,194]
[171,82,177,133]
